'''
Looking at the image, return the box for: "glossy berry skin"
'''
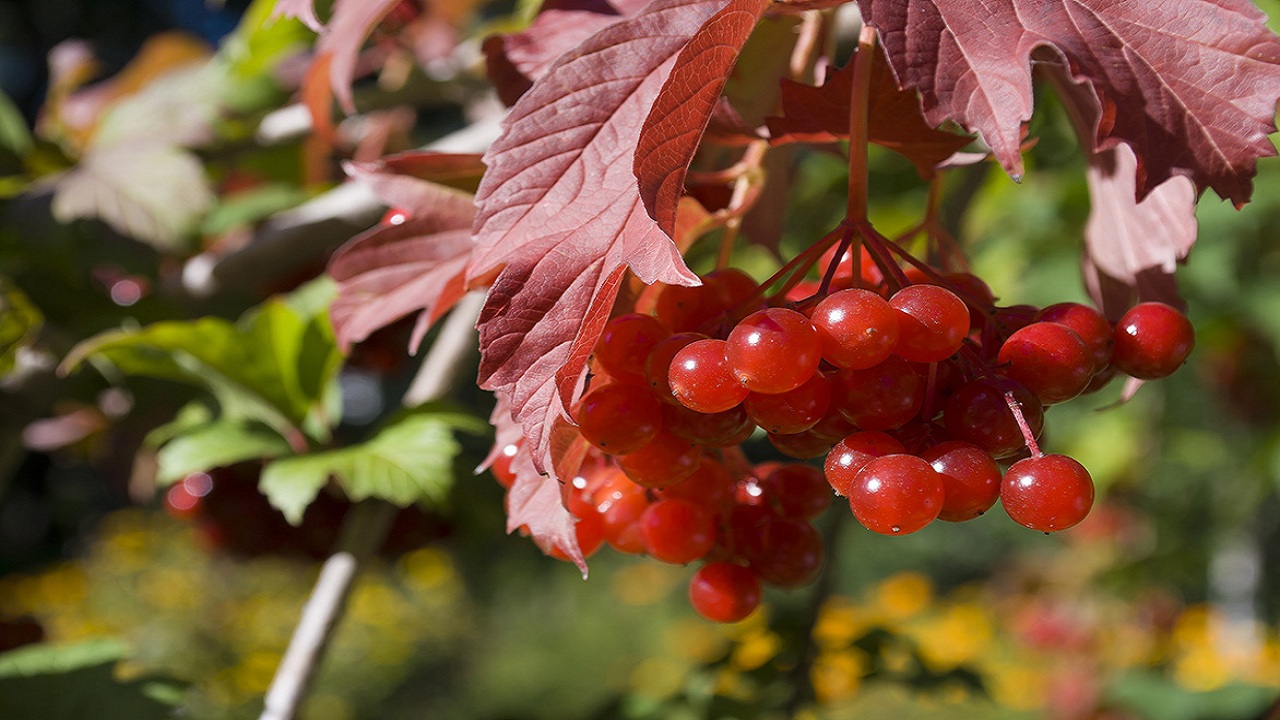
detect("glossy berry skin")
[744,372,832,434]
[574,382,662,454]
[846,454,945,535]
[663,404,754,448]
[596,313,671,382]
[1036,302,1113,372]
[645,332,709,404]
[824,431,906,496]
[669,338,750,413]
[653,280,730,332]
[746,516,824,588]
[725,308,822,394]
[639,498,716,564]
[689,562,762,623]
[810,289,900,369]
[618,430,702,488]
[997,322,1094,405]
[943,377,1044,459]
[921,441,1002,522]
[760,464,831,519]
[889,284,970,362]
[1001,454,1095,532]
[1112,302,1195,379]
[832,355,923,431]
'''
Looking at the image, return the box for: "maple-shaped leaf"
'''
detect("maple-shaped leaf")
[482,0,651,106]
[503,417,591,574]
[1084,143,1197,320]
[329,160,475,352]
[358,150,488,193]
[469,0,734,480]
[318,0,402,113]
[858,0,1280,204]
[635,0,771,236]
[765,48,972,177]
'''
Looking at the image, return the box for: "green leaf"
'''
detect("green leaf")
[261,409,486,524]
[0,278,42,376]
[200,182,308,236]
[222,0,313,79]
[0,639,186,720]
[51,142,214,251]
[1106,670,1275,720]
[156,420,291,485]
[64,281,342,441]
[0,89,32,158]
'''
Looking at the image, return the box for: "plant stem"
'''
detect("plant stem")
[258,290,484,720]
[846,24,877,223]
[717,140,770,271]
[1004,390,1042,458]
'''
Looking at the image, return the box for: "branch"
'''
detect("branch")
[258,291,485,720]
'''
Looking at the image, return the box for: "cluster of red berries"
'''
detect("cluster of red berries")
[494,240,1195,622]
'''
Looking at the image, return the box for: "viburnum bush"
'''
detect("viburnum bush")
[298,0,1280,623]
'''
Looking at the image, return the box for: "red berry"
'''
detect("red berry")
[760,464,831,519]
[689,562,762,623]
[663,403,755,447]
[1111,302,1195,379]
[1036,302,1113,372]
[640,498,717,564]
[889,284,969,362]
[823,431,906,496]
[745,516,824,588]
[617,430,702,488]
[1001,454,1095,532]
[725,308,822,394]
[997,322,1094,405]
[668,338,750,413]
[921,441,1002,522]
[810,289,900,369]
[943,377,1044,459]
[645,332,709,404]
[832,355,923,431]
[846,454,945,535]
[574,382,662,455]
[744,371,832,434]
[653,279,730,332]
[596,313,671,382]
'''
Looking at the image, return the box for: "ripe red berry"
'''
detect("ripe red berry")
[640,498,716,564]
[618,430,702,488]
[810,289,900,369]
[725,308,821,394]
[832,355,923,431]
[574,382,662,454]
[824,431,907,496]
[1001,454,1095,532]
[745,516,824,588]
[889,284,969,362]
[997,322,1094,405]
[744,372,832,434]
[668,338,750,413]
[596,313,671,382]
[921,441,1002,522]
[1036,302,1113,372]
[846,454,945,535]
[689,562,762,623]
[1111,302,1195,379]
[645,332,709,404]
[943,377,1044,459]
[760,464,831,519]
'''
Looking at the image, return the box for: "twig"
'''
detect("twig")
[258,291,485,720]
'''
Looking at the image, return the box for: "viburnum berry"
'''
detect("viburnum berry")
[745,515,824,588]
[889,284,969,362]
[1001,454,1095,532]
[1036,302,1114,372]
[725,307,821,394]
[831,355,923,431]
[824,431,907,496]
[846,454,945,535]
[645,332,709,404]
[596,313,671,382]
[688,562,762,623]
[810,288,899,369]
[573,382,661,454]
[743,372,832,434]
[617,430,702,488]
[943,377,1044,459]
[639,498,716,564]
[759,464,831,519]
[921,441,1002,522]
[668,338,749,413]
[663,403,754,447]
[1111,302,1195,379]
[997,322,1094,405]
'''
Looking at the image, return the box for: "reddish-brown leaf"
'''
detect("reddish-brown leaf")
[328,221,472,352]
[329,162,476,351]
[360,150,488,193]
[319,0,402,113]
[470,0,729,483]
[635,0,771,237]
[482,0,637,106]
[504,416,591,575]
[765,48,972,177]
[1083,143,1197,320]
[858,0,1280,204]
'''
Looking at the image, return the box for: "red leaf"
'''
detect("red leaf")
[469,0,727,481]
[1083,143,1197,321]
[859,0,1280,204]
[765,48,972,177]
[362,150,488,193]
[329,161,476,351]
[271,0,324,32]
[328,221,472,353]
[482,0,639,106]
[634,0,771,236]
[503,415,591,575]
[318,0,402,113]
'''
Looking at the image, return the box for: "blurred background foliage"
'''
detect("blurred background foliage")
[1,0,1279,719]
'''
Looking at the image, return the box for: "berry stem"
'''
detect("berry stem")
[846,23,877,223]
[1003,389,1042,458]
[816,226,856,297]
[717,140,770,271]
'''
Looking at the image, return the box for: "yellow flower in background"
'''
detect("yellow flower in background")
[873,572,933,622]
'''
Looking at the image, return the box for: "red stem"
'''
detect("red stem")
[1004,390,1042,458]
